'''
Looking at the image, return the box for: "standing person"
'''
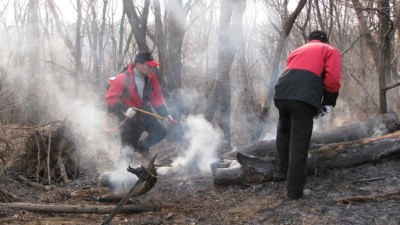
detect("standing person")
[106,52,176,160]
[273,30,342,200]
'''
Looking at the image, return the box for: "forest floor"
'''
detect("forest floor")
[0,128,400,225]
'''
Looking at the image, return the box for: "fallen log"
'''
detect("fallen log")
[225,113,400,158]
[311,113,399,144]
[0,203,157,214]
[212,131,400,185]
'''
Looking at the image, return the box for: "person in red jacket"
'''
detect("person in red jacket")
[273,30,342,200]
[106,52,175,160]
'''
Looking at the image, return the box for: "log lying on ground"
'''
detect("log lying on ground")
[311,113,399,144]
[0,203,157,214]
[212,131,400,185]
[225,113,400,158]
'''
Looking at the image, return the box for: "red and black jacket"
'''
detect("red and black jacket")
[274,40,342,109]
[105,63,169,117]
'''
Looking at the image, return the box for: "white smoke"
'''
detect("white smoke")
[158,114,223,176]
[55,95,139,193]
[101,145,138,193]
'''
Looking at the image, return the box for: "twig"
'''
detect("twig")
[47,130,51,185]
[0,188,19,202]
[33,132,41,183]
[353,176,386,183]
[337,190,400,204]
[56,128,69,184]
[57,157,69,184]
[0,121,61,130]
[17,175,46,191]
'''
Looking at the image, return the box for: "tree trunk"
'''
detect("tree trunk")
[351,0,400,114]
[26,0,41,125]
[123,0,150,52]
[165,0,187,120]
[235,0,259,141]
[377,0,391,113]
[204,0,245,148]
[74,0,83,97]
[253,0,308,141]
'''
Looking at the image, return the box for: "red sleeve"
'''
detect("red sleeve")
[105,73,126,108]
[323,47,342,92]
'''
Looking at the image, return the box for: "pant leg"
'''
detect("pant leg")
[119,116,143,149]
[140,115,167,150]
[286,101,316,198]
[274,100,291,173]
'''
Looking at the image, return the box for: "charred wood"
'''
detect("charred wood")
[213,131,400,185]
[102,154,158,225]
[226,113,400,158]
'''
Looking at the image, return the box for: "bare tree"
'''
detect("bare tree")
[74,0,83,96]
[351,0,400,113]
[123,0,150,52]
[253,0,307,141]
[46,0,82,97]
[203,0,247,148]
[165,0,188,119]
[233,0,259,141]
[25,0,42,125]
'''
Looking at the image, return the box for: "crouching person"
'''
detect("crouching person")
[106,52,175,161]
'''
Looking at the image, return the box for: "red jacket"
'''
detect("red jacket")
[274,40,342,109]
[106,64,168,117]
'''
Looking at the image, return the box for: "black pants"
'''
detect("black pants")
[119,113,167,152]
[274,100,317,198]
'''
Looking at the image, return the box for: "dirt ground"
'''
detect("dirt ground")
[0,130,400,225]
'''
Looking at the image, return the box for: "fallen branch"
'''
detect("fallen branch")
[337,190,400,204]
[0,203,157,214]
[17,175,47,191]
[0,188,19,202]
[102,154,158,225]
[353,177,386,183]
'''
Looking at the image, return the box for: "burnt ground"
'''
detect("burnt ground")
[0,131,400,225]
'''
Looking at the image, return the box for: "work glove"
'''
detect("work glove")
[123,107,136,118]
[320,105,333,117]
[166,115,178,124]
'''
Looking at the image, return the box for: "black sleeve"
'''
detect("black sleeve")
[113,102,128,114]
[154,105,169,117]
[322,90,339,107]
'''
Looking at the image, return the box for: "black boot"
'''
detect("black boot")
[136,141,150,159]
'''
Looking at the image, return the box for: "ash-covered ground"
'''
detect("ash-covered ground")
[0,137,399,225]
